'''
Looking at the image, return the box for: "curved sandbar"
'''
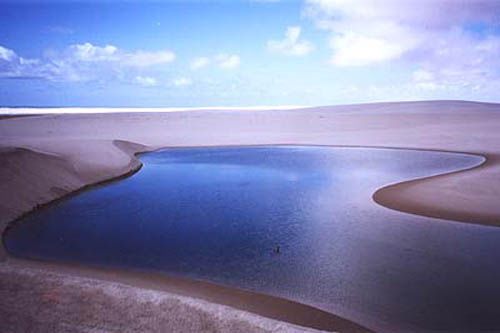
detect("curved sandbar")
[373,151,492,224]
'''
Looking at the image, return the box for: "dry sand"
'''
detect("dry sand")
[1,258,369,333]
[1,100,500,332]
[0,260,336,333]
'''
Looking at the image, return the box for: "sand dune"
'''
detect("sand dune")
[0,140,146,234]
[1,100,500,332]
[2,100,500,228]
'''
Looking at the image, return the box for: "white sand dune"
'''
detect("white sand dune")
[0,105,307,115]
[1,100,500,332]
[2,100,500,227]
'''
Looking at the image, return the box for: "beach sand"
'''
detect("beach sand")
[1,259,368,333]
[1,100,499,332]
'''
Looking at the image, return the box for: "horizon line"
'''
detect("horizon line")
[1,100,499,115]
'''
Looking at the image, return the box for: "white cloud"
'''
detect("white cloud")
[305,0,500,68]
[172,77,192,87]
[0,46,46,79]
[412,68,441,91]
[304,0,500,98]
[215,54,240,69]
[190,57,210,70]
[410,32,500,93]
[305,1,422,66]
[267,26,314,56]
[64,43,175,67]
[0,43,176,82]
[190,54,241,70]
[121,50,175,67]
[329,32,406,66]
[305,0,500,30]
[135,75,158,87]
[0,46,17,61]
[68,43,118,62]
[412,69,434,83]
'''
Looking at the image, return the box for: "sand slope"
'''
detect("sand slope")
[0,140,147,231]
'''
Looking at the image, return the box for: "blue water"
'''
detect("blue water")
[4,146,500,332]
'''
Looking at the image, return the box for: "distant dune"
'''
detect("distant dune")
[0,105,308,115]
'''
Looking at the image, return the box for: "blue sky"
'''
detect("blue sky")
[1,0,500,107]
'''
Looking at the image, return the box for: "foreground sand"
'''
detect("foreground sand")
[2,259,372,333]
[0,260,342,333]
[1,100,500,332]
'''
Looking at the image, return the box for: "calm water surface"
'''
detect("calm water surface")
[5,146,499,332]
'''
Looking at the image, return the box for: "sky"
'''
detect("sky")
[1,0,500,107]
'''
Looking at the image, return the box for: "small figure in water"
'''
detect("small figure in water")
[274,245,281,254]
